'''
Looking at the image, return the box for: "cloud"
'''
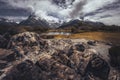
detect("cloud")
[82,0,120,25]
[99,16,120,26]
[69,0,87,18]
[0,0,120,25]
[83,0,120,17]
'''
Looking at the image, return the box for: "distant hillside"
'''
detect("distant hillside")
[59,19,120,32]
[0,15,51,35]
[0,18,17,27]
[0,18,18,34]
[60,19,105,29]
[0,16,120,35]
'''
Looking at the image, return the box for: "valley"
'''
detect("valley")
[41,31,120,45]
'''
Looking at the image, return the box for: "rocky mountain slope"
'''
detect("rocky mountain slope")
[19,14,50,29]
[59,19,105,29]
[59,19,120,32]
[0,32,120,80]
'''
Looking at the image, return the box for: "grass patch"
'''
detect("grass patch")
[53,31,120,45]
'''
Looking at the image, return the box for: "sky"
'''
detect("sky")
[0,0,120,25]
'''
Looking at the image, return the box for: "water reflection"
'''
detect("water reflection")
[45,32,71,35]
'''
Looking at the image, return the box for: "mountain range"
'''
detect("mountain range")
[0,14,119,28]
[59,19,105,30]
[0,14,120,34]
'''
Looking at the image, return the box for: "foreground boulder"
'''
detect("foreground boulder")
[8,32,43,48]
[86,55,110,80]
[109,46,120,68]
[87,40,97,46]
[35,56,81,80]
[2,60,40,80]
[7,32,48,57]
[3,56,81,80]
[0,36,119,80]
[3,47,111,80]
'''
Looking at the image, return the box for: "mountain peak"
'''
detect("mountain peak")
[19,14,50,28]
[28,13,41,20]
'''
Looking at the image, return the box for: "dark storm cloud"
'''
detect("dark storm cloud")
[99,15,112,19]
[0,0,120,25]
[0,0,31,17]
[69,0,87,18]
[0,0,11,9]
[52,0,66,7]
[52,0,75,8]
[102,0,120,10]
[84,0,120,17]
[0,8,31,16]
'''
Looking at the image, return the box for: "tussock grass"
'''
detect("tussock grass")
[54,31,120,45]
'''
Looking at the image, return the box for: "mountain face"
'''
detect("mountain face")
[84,21,105,27]
[49,21,61,28]
[19,14,50,28]
[60,19,81,28]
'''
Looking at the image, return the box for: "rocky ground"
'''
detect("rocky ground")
[0,32,120,80]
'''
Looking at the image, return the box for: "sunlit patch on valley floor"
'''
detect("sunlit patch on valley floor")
[42,31,120,45]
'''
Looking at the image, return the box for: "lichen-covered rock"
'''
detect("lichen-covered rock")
[35,55,81,80]
[0,35,119,80]
[8,32,42,48]
[2,60,40,80]
[7,32,48,58]
[3,46,111,80]
[73,44,86,52]
[3,56,81,80]
[0,49,15,62]
[87,40,97,46]
[0,60,8,69]
[0,35,8,48]
[71,49,98,76]
[108,69,120,80]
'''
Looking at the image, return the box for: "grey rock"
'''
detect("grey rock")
[109,46,120,68]
[87,40,97,46]
[87,55,110,80]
